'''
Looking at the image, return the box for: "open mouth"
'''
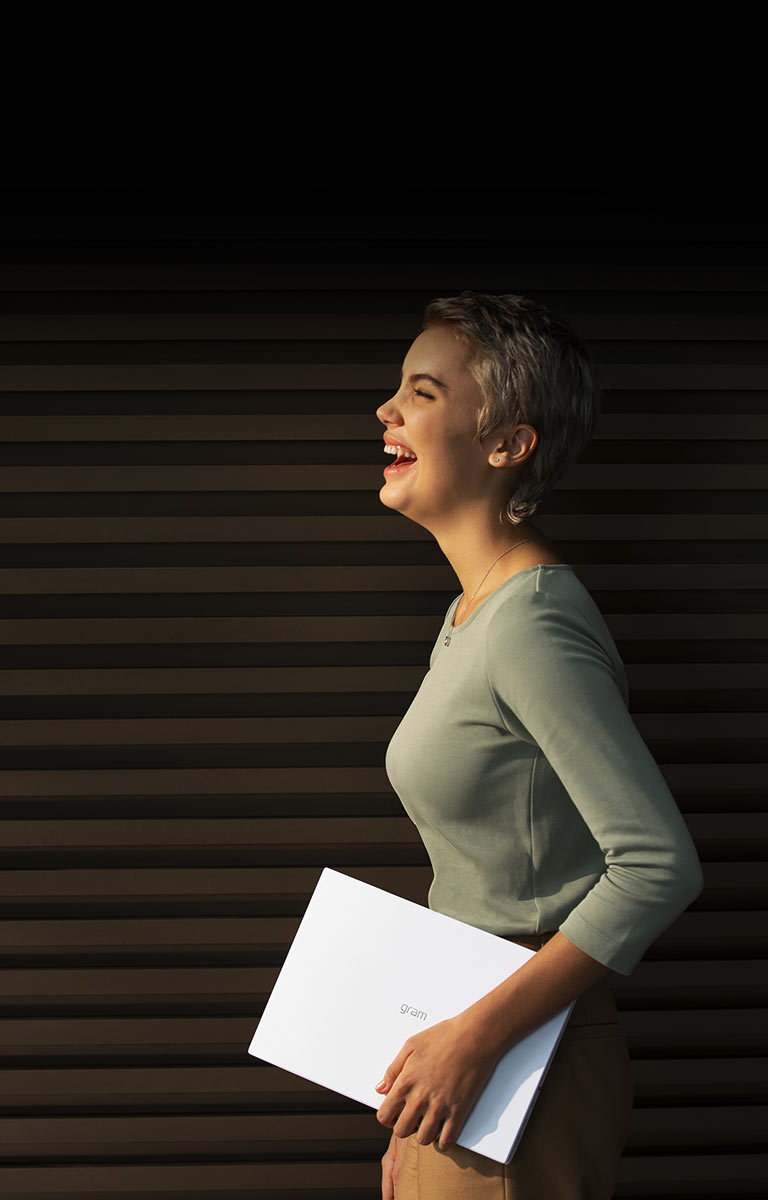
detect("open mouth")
[383,443,418,473]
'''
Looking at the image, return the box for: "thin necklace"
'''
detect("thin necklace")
[443,537,534,647]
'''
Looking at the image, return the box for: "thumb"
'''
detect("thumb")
[375,1042,411,1094]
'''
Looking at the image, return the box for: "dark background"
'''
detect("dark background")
[0,171,765,1198]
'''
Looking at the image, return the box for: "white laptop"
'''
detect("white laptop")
[248,868,573,1164]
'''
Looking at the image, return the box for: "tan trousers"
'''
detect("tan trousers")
[393,978,633,1200]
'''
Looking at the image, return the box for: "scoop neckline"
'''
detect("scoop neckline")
[448,563,574,634]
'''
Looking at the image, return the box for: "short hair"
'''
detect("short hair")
[423,291,601,524]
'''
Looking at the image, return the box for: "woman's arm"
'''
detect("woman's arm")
[485,582,703,975]
[375,930,609,1150]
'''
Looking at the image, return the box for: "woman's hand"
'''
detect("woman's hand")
[374,933,611,1155]
[374,1013,498,1151]
[381,1130,407,1200]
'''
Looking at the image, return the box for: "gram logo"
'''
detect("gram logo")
[400,1003,427,1021]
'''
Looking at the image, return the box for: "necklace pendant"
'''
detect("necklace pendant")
[443,632,452,647]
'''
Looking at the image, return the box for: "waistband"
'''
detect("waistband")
[503,931,557,952]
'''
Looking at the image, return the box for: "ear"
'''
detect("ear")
[488,424,538,468]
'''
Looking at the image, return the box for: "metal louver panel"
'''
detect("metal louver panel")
[0,174,765,1197]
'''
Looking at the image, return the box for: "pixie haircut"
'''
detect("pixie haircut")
[424,292,601,524]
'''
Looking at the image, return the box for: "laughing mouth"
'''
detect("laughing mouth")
[383,443,418,468]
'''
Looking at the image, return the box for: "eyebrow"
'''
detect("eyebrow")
[400,370,449,391]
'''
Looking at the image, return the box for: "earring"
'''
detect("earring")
[493,456,500,462]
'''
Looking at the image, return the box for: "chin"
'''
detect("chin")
[379,482,405,513]
[379,485,431,532]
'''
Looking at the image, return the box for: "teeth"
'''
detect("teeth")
[384,444,416,459]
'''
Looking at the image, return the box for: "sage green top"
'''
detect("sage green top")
[385,564,703,975]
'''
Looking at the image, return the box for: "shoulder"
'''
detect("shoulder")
[485,565,621,678]
[486,565,595,641]
[483,566,631,728]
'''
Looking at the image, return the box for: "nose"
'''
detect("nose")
[376,388,403,428]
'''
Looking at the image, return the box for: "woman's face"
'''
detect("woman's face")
[376,324,496,529]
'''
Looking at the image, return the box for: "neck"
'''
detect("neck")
[429,507,540,601]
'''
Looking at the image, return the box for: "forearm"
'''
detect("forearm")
[452,931,611,1060]
[375,930,612,1149]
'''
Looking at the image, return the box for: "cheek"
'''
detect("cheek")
[437,435,483,476]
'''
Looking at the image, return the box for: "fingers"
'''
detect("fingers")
[392,1103,421,1141]
[376,1085,406,1130]
[381,1147,395,1200]
[413,1110,444,1147]
[374,1029,470,1146]
[436,1115,459,1151]
[375,1042,412,1097]
[379,1093,449,1146]
[375,1041,414,1129]
[376,1083,416,1136]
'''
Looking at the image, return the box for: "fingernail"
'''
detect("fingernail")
[375,1079,387,1091]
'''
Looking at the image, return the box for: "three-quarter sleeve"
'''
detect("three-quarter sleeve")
[485,574,703,975]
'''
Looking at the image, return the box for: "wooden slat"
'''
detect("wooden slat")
[544,514,768,539]
[0,862,762,908]
[626,1009,768,1055]
[0,1017,256,1061]
[0,1160,379,1198]
[0,334,764,371]
[0,1112,387,1160]
[0,911,762,961]
[631,1057,768,1102]
[0,817,418,850]
[0,768,398,800]
[0,1106,763,1159]
[615,1154,768,1196]
[0,712,766,747]
[0,562,766,596]
[0,1065,337,1109]
[0,1010,764,1064]
[0,662,766,697]
[2,361,768,392]
[549,511,768,536]
[0,562,766,593]
[0,765,763,805]
[0,462,766,493]
[0,814,756,859]
[648,765,767,796]
[0,615,439,642]
[0,1156,764,1198]
[628,1105,767,1148]
[0,515,435,543]
[1,304,766,341]
[0,411,766,441]
[0,513,764,542]
[0,566,455,592]
[0,666,429,694]
[0,917,303,956]
[0,1057,765,1110]
[0,414,388,439]
[0,865,430,907]
[0,960,761,1014]
[0,718,403,746]
[1,612,767,646]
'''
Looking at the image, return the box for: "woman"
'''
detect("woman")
[373,293,703,1200]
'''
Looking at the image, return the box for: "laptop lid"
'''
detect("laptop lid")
[248,868,573,1164]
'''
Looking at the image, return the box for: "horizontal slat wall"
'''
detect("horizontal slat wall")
[0,176,765,1197]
